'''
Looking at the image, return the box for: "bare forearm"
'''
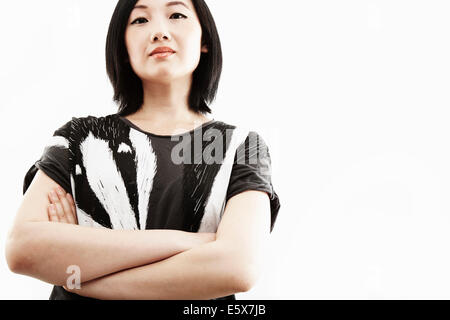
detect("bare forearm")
[8,221,214,286]
[67,240,247,300]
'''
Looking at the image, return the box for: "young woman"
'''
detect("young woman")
[6,0,280,300]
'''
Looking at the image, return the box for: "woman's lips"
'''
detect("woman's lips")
[151,52,175,59]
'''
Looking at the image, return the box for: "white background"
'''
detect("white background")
[1,0,450,299]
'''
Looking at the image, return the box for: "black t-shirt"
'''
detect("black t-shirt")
[23,113,281,300]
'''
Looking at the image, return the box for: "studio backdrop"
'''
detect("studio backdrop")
[1,0,450,299]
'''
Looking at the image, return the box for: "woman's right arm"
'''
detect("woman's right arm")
[5,169,215,287]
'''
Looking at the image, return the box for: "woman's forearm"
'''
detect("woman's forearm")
[7,221,214,286]
[65,240,249,300]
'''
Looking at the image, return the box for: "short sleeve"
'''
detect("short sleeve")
[23,119,73,196]
[225,131,281,233]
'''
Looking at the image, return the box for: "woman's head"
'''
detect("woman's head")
[106,0,222,116]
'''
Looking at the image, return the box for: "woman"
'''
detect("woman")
[6,0,280,300]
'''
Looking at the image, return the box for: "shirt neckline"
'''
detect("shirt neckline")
[116,114,217,139]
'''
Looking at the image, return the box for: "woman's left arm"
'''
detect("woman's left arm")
[64,190,271,300]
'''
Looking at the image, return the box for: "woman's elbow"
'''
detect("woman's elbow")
[5,241,20,274]
[222,252,261,293]
[5,222,42,275]
[4,224,35,274]
[234,264,260,293]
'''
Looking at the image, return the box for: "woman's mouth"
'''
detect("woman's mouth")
[151,52,175,59]
[151,52,175,58]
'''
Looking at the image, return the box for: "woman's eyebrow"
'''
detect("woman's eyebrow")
[133,1,191,11]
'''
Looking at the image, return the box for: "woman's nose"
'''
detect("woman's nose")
[151,31,171,42]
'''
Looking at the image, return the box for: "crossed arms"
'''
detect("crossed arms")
[5,170,271,299]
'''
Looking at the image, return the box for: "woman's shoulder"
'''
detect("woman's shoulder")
[63,113,124,144]
[67,113,122,133]
[205,120,270,158]
[209,119,262,141]
[70,113,118,125]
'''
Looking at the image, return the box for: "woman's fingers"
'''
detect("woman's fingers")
[53,200,67,222]
[65,193,78,224]
[55,187,76,224]
[48,204,59,222]
[55,188,73,220]
[49,190,68,223]
[48,187,76,224]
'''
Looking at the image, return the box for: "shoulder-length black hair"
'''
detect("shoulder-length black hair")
[106,0,222,116]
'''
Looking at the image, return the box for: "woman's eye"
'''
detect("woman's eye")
[170,13,187,19]
[131,13,186,25]
[131,17,148,25]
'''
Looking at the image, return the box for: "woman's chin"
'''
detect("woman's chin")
[142,71,191,84]
[141,72,175,83]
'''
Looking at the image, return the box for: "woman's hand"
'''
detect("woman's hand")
[48,186,79,291]
[47,186,78,224]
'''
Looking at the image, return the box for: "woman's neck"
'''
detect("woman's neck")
[135,76,206,123]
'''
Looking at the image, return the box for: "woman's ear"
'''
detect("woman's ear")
[201,44,208,53]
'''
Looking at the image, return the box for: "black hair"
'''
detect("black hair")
[105,0,223,116]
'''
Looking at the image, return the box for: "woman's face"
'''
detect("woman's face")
[125,0,207,83]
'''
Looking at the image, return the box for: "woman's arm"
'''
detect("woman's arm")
[65,239,246,299]
[5,170,215,286]
[6,222,215,287]
[64,190,271,299]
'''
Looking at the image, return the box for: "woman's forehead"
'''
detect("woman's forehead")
[133,0,193,12]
